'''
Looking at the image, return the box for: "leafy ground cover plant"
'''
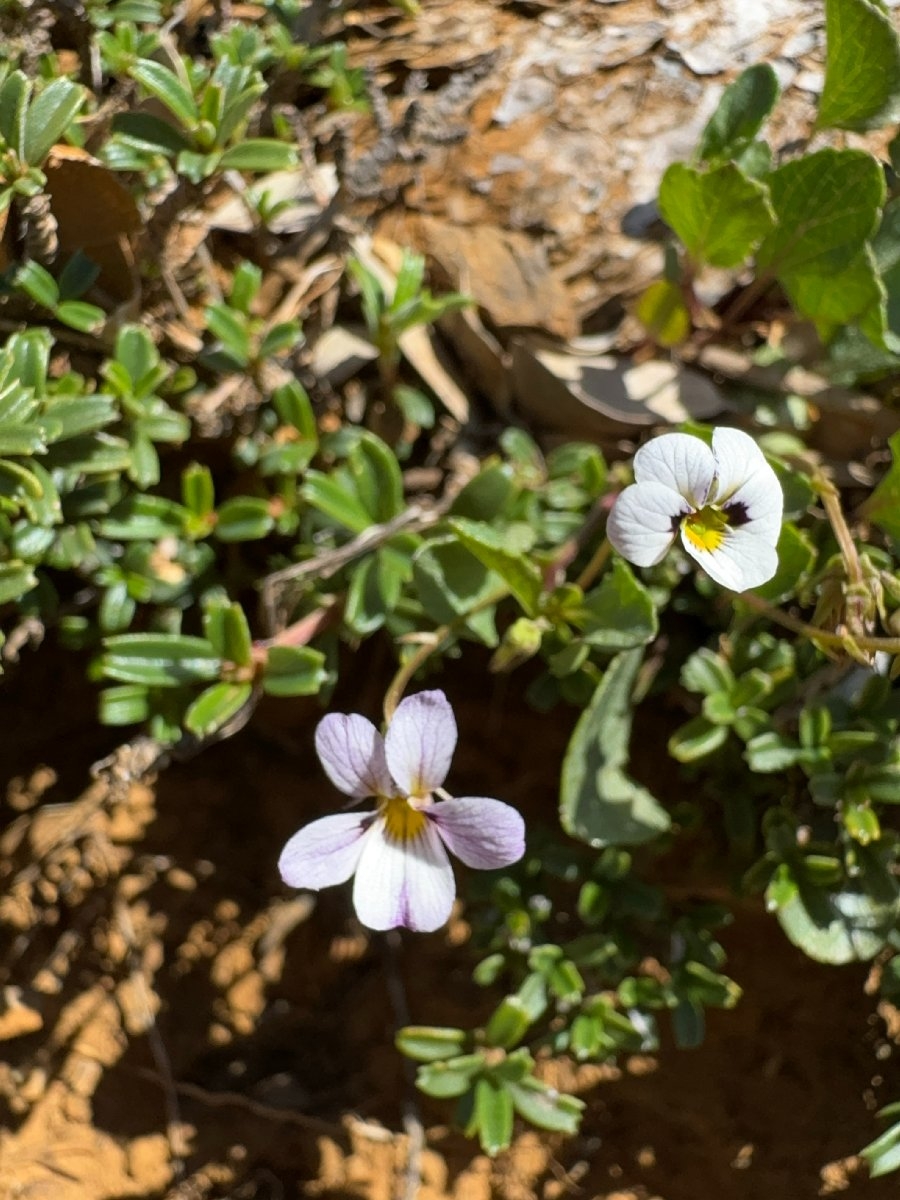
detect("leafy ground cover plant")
[3,0,900,1185]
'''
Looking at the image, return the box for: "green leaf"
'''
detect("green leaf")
[182,462,216,519]
[470,1078,514,1157]
[262,645,327,697]
[23,78,84,165]
[448,463,515,521]
[345,551,401,636]
[416,1054,483,1099]
[578,559,658,650]
[698,63,780,164]
[680,647,734,696]
[0,71,29,156]
[862,1115,900,1177]
[302,471,372,534]
[0,561,37,603]
[109,111,192,155]
[214,496,274,541]
[98,494,188,540]
[756,148,885,279]
[863,429,900,536]
[131,60,198,126]
[348,433,403,524]
[483,997,532,1050]
[56,300,105,333]
[668,715,729,763]
[396,1026,467,1063]
[100,633,221,688]
[413,538,499,646]
[448,517,541,616]
[658,162,774,268]
[752,521,817,602]
[15,261,58,309]
[219,139,299,172]
[634,279,691,347]
[818,0,900,132]
[184,682,253,737]
[99,684,150,727]
[671,998,705,1049]
[508,1078,584,1135]
[780,246,886,343]
[776,882,900,964]
[745,731,802,772]
[560,648,670,847]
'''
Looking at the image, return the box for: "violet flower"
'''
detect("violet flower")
[278,690,525,932]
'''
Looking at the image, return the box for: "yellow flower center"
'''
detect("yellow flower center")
[682,505,729,553]
[380,795,427,843]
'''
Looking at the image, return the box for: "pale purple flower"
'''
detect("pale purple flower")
[278,690,526,932]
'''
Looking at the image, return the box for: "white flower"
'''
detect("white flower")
[278,690,525,933]
[607,428,783,591]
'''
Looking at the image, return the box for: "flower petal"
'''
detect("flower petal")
[681,523,778,591]
[315,713,394,798]
[607,480,685,567]
[710,427,783,541]
[278,812,371,889]
[428,797,525,869]
[633,432,716,508]
[353,818,455,932]
[385,690,457,797]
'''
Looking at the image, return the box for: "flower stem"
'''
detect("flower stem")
[814,473,864,586]
[575,538,611,592]
[383,586,510,723]
[740,592,900,656]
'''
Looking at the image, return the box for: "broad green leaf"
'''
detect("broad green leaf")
[776,882,900,964]
[578,559,658,650]
[634,279,691,347]
[23,78,85,165]
[864,429,900,536]
[680,647,734,696]
[396,1026,467,1063]
[752,521,817,603]
[698,63,780,164]
[755,148,885,278]
[413,538,498,645]
[101,633,221,687]
[659,162,774,268]
[560,648,670,847]
[779,246,886,344]
[345,552,399,635]
[448,517,541,616]
[262,645,327,697]
[449,462,515,521]
[818,0,900,132]
[184,682,253,737]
